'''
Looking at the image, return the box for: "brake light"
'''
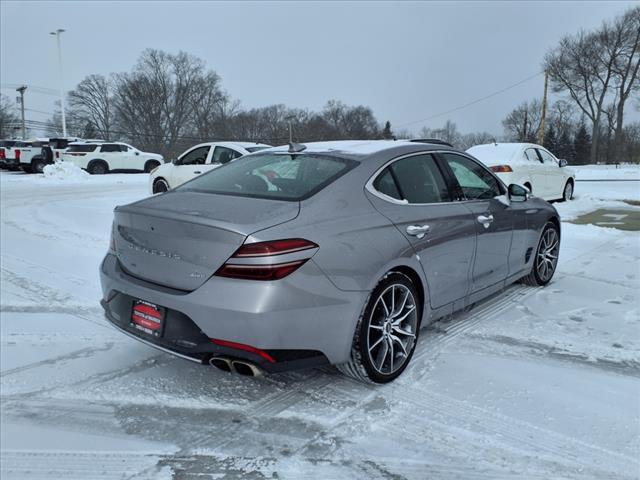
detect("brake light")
[55,151,60,159]
[210,338,276,363]
[490,165,513,173]
[15,149,20,160]
[215,238,318,281]
[0,149,4,160]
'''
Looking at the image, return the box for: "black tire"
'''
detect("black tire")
[144,160,161,173]
[32,158,46,174]
[337,272,422,384]
[152,178,169,194]
[88,160,108,175]
[521,221,560,287]
[22,165,33,174]
[562,180,574,202]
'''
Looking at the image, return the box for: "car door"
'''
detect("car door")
[523,148,548,198]
[172,145,212,187]
[366,152,477,309]
[99,144,120,169]
[537,148,564,199]
[439,152,514,295]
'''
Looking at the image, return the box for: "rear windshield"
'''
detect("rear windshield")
[178,153,357,201]
[245,146,270,153]
[67,144,98,153]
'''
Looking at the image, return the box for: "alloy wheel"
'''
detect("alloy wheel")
[536,226,559,283]
[366,283,418,375]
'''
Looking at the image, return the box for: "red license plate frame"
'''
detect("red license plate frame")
[130,300,165,338]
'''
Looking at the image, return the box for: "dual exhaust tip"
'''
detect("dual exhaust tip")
[209,356,264,377]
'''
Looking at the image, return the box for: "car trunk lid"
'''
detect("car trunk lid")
[113,191,300,291]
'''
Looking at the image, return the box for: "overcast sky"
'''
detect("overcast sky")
[1,0,636,137]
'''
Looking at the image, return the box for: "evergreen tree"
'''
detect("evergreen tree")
[573,122,592,165]
[382,120,393,139]
[544,124,558,154]
[556,129,575,163]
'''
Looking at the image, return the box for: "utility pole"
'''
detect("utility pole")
[16,85,27,139]
[50,28,67,137]
[538,69,549,146]
[286,115,295,143]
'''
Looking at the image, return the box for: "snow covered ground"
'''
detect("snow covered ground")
[1,167,639,479]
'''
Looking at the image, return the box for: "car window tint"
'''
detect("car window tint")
[180,146,210,165]
[524,148,541,162]
[442,153,502,200]
[372,168,402,200]
[388,154,449,204]
[537,149,556,165]
[119,145,129,152]
[178,153,356,201]
[67,144,97,153]
[212,146,241,164]
[100,144,121,153]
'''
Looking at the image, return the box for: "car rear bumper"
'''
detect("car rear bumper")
[99,253,366,370]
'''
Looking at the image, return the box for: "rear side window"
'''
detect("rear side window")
[372,154,450,204]
[179,153,357,201]
[524,148,541,162]
[212,146,241,164]
[67,144,97,153]
[101,144,121,153]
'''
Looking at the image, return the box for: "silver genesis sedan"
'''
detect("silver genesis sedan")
[100,140,560,383]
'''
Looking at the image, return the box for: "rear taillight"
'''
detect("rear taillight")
[210,338,276,363]
[215,238,318,281]
[490,165,513,173]
[15,149,20,160]
[55,151,60,159]
[0,149,5,160]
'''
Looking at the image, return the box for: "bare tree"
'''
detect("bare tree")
[545,28,617,163]
[607,7,640,159]
[68,74,115,140]
[0,94,19,138]
[502,99,542,142]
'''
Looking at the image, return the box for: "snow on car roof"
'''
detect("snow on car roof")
[466,143,535,163]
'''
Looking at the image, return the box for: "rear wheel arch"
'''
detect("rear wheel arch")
[144,159,161,173]
[389,265,425,321]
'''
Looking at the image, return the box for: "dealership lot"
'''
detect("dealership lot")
[1,169,639,479]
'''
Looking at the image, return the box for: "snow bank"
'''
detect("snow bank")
[573,164,640,181]
[42,161,90,181]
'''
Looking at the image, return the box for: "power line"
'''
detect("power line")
[396,71,544,129]
[1,83,59,96]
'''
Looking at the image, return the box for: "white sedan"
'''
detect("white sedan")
[467,143,575,201]
[149,141,271,194]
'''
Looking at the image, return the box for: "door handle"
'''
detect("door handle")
[194,171,201,174]
[406,225,430,239]
[477,214,494,228]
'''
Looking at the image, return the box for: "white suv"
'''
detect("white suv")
[62,142,164,175]
[149,141,270,194]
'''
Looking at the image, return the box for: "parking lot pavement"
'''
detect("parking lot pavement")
[1,171,639,479]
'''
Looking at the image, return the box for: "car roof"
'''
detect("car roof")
[466,142,539,163]
[264,139,454,158]
[181,141,271,153]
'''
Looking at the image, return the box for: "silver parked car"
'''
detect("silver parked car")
[100,140,560,383]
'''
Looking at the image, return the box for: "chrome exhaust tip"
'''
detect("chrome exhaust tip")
[231,360,264,377]
[209,356,264,377]
[209,356,232,373]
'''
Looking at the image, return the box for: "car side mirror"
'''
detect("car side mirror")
[558,159,567,167]
[508,184,528,202]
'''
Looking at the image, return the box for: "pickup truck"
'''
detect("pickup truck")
[18,139,50,173]
[0,140,21,170]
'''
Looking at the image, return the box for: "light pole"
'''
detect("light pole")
[50,28,67,138]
